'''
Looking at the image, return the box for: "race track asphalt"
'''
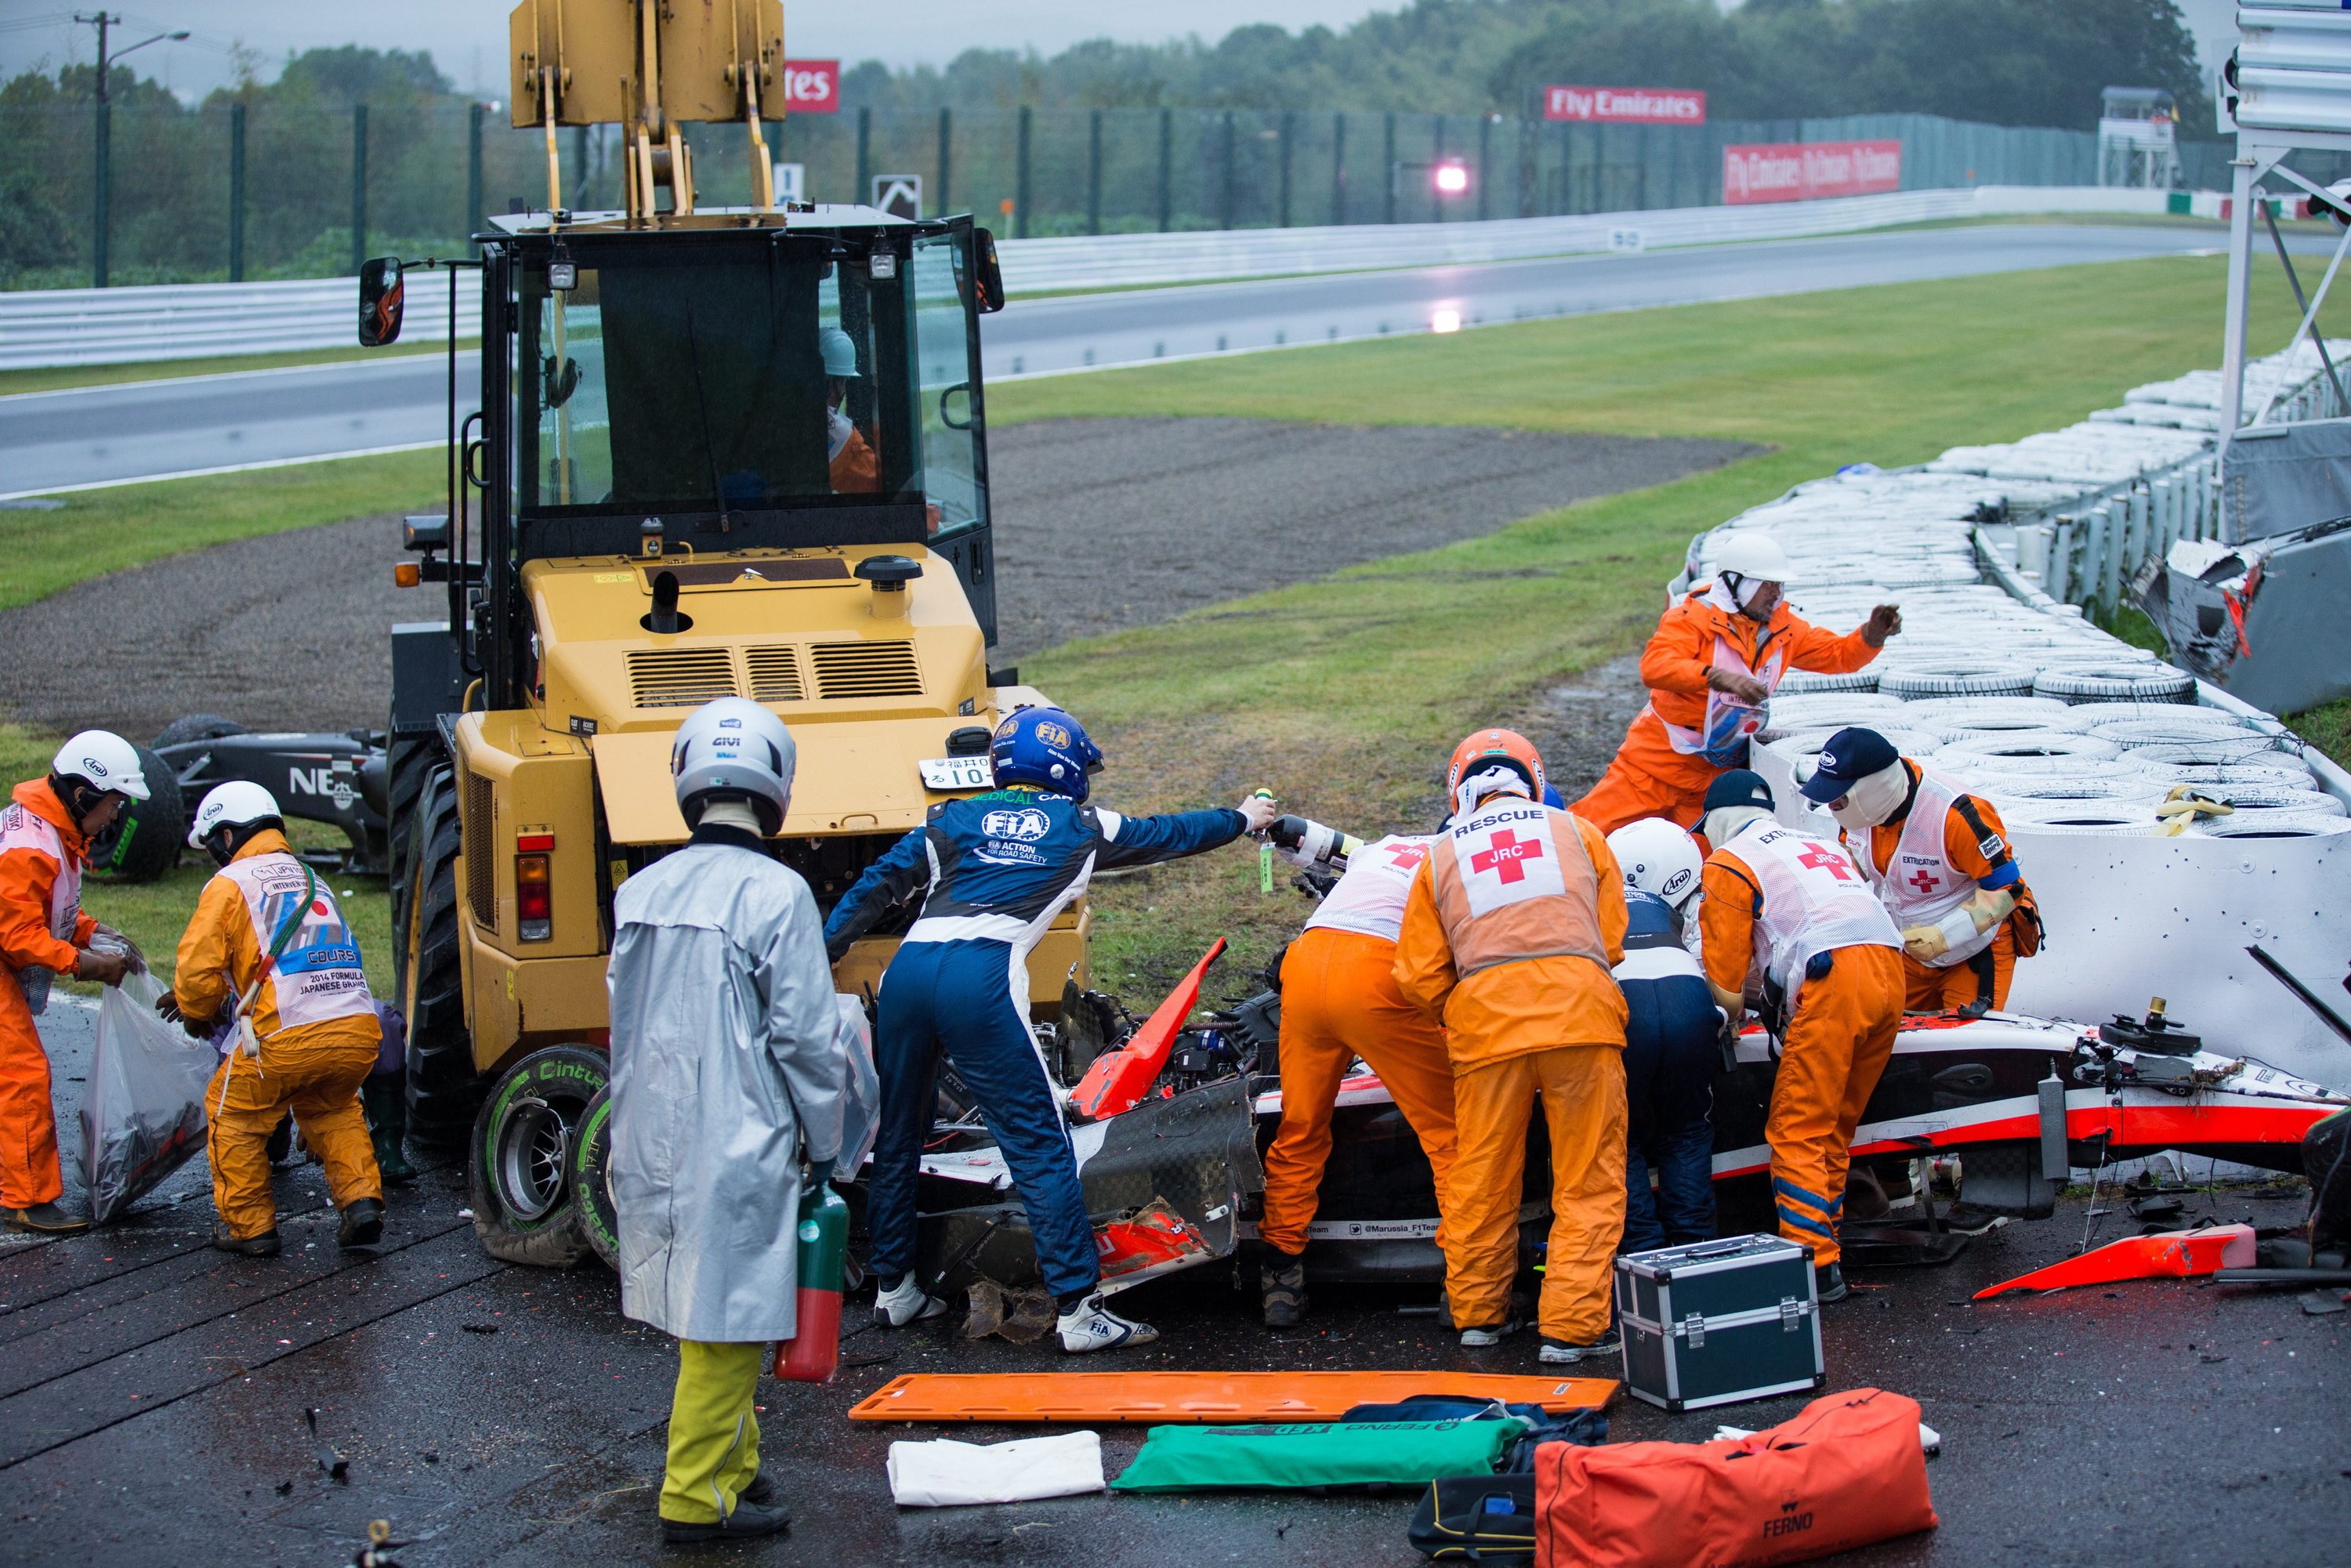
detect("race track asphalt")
[0,222,2277,497]
[9,993,2342,1568]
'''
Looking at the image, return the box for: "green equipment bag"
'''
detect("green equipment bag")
[1110,1418,1529,1494]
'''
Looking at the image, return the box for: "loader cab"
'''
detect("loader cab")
[468,208,1002,708]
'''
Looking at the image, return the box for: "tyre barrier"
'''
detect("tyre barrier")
[2199,787,2347,820]
[1767,726,1958,764]
[2032,664,2197,704]
[1877,661,2042,699]
[1896,696,2086,733]
[2125,739,2311,773]
[2146,760,2317,791]
[2081,715,2280,753]
[1936,733,2124,774]
[2190,813,2351,838]
[1998,800,2160,835]
[1778,668,1879,695]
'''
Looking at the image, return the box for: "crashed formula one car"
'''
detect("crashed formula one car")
[907,832,2349,1299]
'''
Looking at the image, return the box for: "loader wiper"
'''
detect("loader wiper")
[680,297,733,534]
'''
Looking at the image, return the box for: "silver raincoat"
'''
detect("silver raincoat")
[606,839,845,1342]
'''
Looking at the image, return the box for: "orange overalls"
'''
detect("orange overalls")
[1395,799,1628,1344]
[1574,585,1882,835]
[172,830,382,1240]
[1699,826,1904,1268]
[0,780,99,1209]
[829,419,880,493]
[1847,762,2034,1012]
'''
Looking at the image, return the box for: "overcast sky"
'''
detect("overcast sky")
[2,1,2246,104]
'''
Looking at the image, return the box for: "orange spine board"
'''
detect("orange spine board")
[847,1369,1617,1423]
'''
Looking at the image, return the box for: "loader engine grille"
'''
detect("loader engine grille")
[742,645,806,703]
[462,770,496,927]
[809,639,923,699]
[627,648,738,708]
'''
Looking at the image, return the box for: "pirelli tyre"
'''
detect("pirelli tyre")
[567,1085,621,1270]
[1876,661,2039,700]
[469,1045,607,1269]
[2033,663,2196,705]
[88,744,184,884]
[399,762,477,1143]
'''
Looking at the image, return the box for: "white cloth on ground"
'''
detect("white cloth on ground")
[886,1430,1106,1507]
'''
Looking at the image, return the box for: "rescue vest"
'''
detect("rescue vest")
[215,851,375,1036]
[0,799,78,1016]
[1857,766,1999,969]
[1429,800,1610,980]
[1303,834,1432,945]
[1656,630,1788,767]
[1723,822,1900,1011]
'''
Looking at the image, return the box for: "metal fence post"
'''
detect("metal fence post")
[856,106,871,205]
[1332,112,1347,224]
[938,107,954,212]
[1157,108,1173,232]
[351,103,368,276]
[229,100,247,282]
[468,100,484,257]
[1478,114,1491,222]
[1519,105,1536,219]
[92,97,110,286]
[1636,125,1650,209]
[1016,106,1032,238]
[1278,110,1293,228]
[1220,110,1237,230]
[1087,108,1102,235]
[1382,111,1396,223]
[1431,113,1444,223]
[2049,516,2077,604]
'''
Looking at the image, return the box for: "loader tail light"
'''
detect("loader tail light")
[516,852,552,941]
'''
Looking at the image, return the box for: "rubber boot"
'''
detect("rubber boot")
[1260,1249,1306,1328]
[360,1071,417,1186]
[339,1197,386,1249]
[3,1201,91,1236]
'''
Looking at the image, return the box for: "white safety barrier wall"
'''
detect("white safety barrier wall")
[0,184,2185,371]
[1701,339,2351,1086]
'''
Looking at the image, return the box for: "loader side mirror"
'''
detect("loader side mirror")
[359,257,405,346]
[971,228,1005,313]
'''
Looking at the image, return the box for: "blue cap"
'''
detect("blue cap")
[1799,726,1900,803]
[1703,769,1774,814]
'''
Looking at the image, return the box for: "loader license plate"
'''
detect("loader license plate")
[918,756,993,791]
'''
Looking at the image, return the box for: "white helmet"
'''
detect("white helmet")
[818,327,862,378]
[672,696,795,835]
[1712,532,1796,585]
[52,730,149,803]
[188,780,281,848]
[1607,817,1704,911]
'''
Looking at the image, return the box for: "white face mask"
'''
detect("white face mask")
[1702,805,1771,846]
[1828,761,1911,832]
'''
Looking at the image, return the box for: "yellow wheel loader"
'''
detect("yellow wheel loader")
[360,1,1084,1265]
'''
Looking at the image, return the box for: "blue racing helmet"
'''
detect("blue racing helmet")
[990,705,1103,800]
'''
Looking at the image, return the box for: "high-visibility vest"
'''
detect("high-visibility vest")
[216,852,375,1035]
[1722,821,1900,1010]
[1856,766,1999,969]
[1656,631,1788,767]
[1304,834,1433,944]
[1428,799,1610,980]
[0,800,78,1016]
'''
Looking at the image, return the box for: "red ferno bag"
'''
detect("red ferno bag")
[1534,1389,1937,1568]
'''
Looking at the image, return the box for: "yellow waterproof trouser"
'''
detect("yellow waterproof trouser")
[205,1017,382,1240]
[1442,1045,1626,1345]
[661,1339,767,1525]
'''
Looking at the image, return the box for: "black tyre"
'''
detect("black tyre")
[89,745,184,884]
[400,762,477,1143]
[386,732,442,986]
[467,1045,607,1269]
[568,1086,621,1269]
[152,714,248,751]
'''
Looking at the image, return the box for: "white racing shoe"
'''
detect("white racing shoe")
[1055,1293,1159,1353]
[874,1274,950,1328]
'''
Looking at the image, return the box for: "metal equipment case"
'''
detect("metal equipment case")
[1614,1234,1824,1411]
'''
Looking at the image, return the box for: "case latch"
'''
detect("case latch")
[1780,1296,1803,1331]
[1682,1311,1705,1349]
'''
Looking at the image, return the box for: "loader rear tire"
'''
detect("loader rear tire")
[468,1046,604,1269]
[400,762,477,1145]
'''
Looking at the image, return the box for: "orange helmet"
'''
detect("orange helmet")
[1446,728,1546,811]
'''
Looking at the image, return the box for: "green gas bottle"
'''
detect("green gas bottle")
[773,1181,849,1383]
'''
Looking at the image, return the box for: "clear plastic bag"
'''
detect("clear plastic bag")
[833,994,882,1175]
[78,972,216,1223]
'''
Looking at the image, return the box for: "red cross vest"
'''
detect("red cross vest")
[1304,834,1433,945]
[1428,799,1610,980]
[216,852,375,1035]
[1853,767,1998,970]
[0,800,78,1016]
[1722,821,1900,1010]
[1656,631,1788,767]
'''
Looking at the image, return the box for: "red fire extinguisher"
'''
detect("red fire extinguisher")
[773,1179,848,1383]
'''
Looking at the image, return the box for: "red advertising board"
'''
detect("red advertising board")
[1543,85,1707,125]
[1721,139,1902,205]
[783,59,839,114]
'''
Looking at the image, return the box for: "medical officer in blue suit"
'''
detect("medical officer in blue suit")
[824,706,1279,1352]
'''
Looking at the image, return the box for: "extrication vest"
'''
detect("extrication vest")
[1857,766,1998,969]
[1304,834,1432,944]
[215,852,375,1034]
[1657,631,1788,767]
[0,800,78,1016]
[1723,822,1900,1010]
[1429,799,1610,980]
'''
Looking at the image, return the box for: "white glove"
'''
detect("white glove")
[1236,794,1280,834]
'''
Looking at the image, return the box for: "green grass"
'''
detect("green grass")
[0,340,469,400]
[0,448,447,612]
[2288,697,2351,770]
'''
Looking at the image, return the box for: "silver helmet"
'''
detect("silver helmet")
[670,697,796,835]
